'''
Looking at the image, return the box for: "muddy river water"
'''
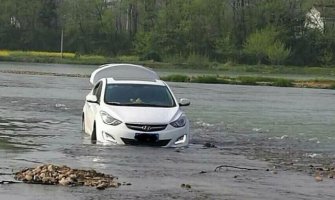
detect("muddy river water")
[0,62,335,199]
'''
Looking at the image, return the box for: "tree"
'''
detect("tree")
[266,41,291,65]
[244,26,290,64]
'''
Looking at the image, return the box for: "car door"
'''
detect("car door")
[86,81,103,133]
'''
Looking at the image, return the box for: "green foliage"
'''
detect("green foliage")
[244,26,290,64]
[186,53,211,68]
[191,75,229,84]
[162,75,189,82]
[244,26,276,63]
[0,0,335,66]
[140,51,162,62]
[215,35,238,62]
[272,78,294,87]
[236,76,294,87]
[266,41,291,65]
[134,32,154,55]
[318,48,334,66]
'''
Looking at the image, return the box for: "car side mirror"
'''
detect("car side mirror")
[86,94,98,103]
[179,98,190,106]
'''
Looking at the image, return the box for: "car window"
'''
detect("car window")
[104,84,176,107]
[92,82,103,102]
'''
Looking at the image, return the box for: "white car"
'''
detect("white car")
[82,64,190,147]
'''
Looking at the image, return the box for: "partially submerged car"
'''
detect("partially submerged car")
[82,64,190,147]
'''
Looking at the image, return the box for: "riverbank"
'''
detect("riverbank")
[0,50,335,89]
[1,68,334,90]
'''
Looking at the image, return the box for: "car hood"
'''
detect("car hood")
[102,106,181,124]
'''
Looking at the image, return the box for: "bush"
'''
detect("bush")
[162,74,189,82]
[186,53,211,68]
[244,26,290,64]
[272,78,294,87]
[237,76,258,85]
[140,51,162,62]
[191,75,229,84]
[266,41,291,65]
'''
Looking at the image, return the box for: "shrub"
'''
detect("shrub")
[244,26,290,64]
[237,76,258,85]
[266,41,291,65]
[272,78,294,87]
[140,51,162,62]
[186,53,211,68]
[162,74,189,82]
[191,75,229,84]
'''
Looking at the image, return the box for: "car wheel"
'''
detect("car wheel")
[91,122,97,141]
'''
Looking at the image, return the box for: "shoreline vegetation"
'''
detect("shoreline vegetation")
[0,50,334,90]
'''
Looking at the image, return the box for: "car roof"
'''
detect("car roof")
[90,64,160,85]
[106,78,166,86]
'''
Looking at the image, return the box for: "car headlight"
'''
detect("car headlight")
[100,111,122,126]
[170,115,187,128]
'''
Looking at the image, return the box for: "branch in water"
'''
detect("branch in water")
[215,165,260,171]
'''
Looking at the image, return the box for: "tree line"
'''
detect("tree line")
[0,0,335,66]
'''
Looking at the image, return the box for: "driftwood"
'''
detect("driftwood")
[0,173,14,175]
[215,165,260,172]
[0,180,21,184]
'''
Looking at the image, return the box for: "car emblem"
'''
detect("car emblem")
[142,126,151,131]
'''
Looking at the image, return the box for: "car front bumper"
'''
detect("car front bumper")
[95,119,189,147]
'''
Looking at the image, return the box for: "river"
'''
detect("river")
[0,62,334,200]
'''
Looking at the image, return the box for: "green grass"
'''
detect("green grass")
[0,49,335,89]
[234,76,294,87]
[161,74,334,89]
[162,74,189,82]
[190,75,229,84]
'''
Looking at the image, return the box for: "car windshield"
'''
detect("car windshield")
[104,84,176,107]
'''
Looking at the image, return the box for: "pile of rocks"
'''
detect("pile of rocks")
[14,164,120,190]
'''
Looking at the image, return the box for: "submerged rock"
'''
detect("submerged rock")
[203,142,216,148]
[14,164,120,189]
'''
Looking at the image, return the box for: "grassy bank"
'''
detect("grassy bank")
[161,74,335,89]
[0,50,334,89]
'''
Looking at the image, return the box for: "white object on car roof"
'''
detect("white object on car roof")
[90,63,160,85]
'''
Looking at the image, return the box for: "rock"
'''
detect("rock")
[181,183,191,189]
[96,182,108,190]
[24,175,33,182]
[42,177,49,183]
[185,184,191,189]
[40,173,46,178]
[47,165,54,172]
[203,142,216,148]
[109,181,120,188]
[315,176,323,182]
[59,177,72,186]
[14,164,121,189]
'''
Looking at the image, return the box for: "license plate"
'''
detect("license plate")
[135,133,159,142]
